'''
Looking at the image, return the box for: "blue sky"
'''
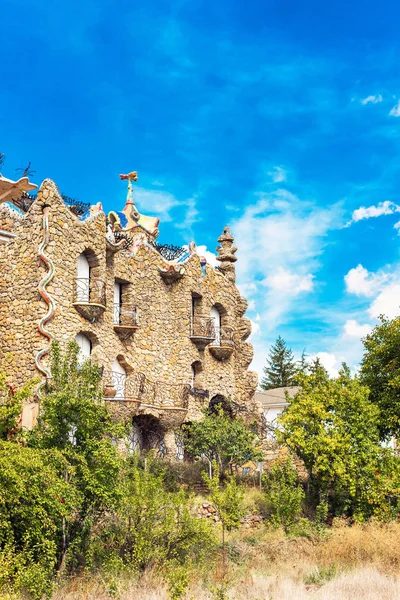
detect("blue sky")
[2,0,400,378]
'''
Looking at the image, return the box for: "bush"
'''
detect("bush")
[262,455,305,532]
[88,456,217,597]
[0,442,80,599]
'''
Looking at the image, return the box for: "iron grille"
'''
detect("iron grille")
[191,316,216,339]
[114,303,138,327]
[62,195,90,218]
[103,370,190,409]
[210,325,235,347]
[150,242,187,262]
[74,278,106,306]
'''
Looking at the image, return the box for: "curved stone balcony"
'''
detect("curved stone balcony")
[113,303,138,338]
[103,370,190,413]
[190,316,216,350]
[209,326,235,361]
[73,277,106,321]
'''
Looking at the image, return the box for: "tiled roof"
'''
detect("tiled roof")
[255,386,299,406]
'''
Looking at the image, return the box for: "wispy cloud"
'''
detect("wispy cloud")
[347,200,400,225]
[389,100,400,117]
[268,166,287,183]
[360,94,383,105]
[232,187,342,330]
[263,268,314,295]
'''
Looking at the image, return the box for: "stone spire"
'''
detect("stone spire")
[216,225,237,282]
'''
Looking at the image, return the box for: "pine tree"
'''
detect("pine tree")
[261,336,297,390]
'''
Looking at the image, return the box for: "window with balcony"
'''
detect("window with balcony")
[111,358,126,401]
[113,279,138,337]
[190,293,215,350]
[74,249,106,320]
[209,304,235,360]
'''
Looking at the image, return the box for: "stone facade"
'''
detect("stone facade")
[0,174,259,457]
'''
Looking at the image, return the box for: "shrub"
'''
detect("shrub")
[262,455,305,532]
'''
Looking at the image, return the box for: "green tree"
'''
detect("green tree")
[0,372,37,441]
[360,315,400,439]
[0,442,79,599]
[261,336,297,390]
[262,454,305,531]
[204,463,244,578]
[277,365,396,519]
[181,406,261,477]
[29,341,123,572]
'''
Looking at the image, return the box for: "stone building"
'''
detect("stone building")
[0,171,258,458]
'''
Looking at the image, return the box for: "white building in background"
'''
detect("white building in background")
[255,387,299,438]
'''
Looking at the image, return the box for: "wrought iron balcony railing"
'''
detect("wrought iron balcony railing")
[210,325,235,347]
[103,370,190,410]
[74,277,106,306]
[113,303,138,327]
[190,316,216,339]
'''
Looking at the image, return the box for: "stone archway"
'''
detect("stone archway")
[131,414,167,458]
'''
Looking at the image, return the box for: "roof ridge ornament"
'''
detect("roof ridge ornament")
[119,171,138,208]
[216,225,237,282]
[0,173,38,205]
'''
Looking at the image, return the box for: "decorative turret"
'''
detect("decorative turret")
[216,226,237,282]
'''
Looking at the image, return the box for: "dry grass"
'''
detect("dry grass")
[33,522,400,599]
[53,567,400,599]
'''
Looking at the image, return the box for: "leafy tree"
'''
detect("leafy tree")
[262,454,305,531]
[308,356,329,377]
[277,366,397,520]
[360,315,400,439]
[181,406,261,477]
[296,349,309,377]
[0,442,79,599]
[204,463,244,578]
[29,341,123,572]
[261,336,297,390]
[89,456,217,599]
[0,372,37,441]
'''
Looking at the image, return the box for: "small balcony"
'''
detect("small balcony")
[113,303,138,337]
[73,277,106,321]
[103,370,190,411]
[209,326,235,361]
[190,316,216,350]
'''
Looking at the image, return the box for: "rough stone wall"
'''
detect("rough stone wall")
[0,179,259,451]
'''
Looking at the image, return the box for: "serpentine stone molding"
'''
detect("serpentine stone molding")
[35,205,56,394]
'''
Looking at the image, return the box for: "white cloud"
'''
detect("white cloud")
[232,189,341,329]
[360,94,383,105]
[343,319,372,338]
[195,244,217,267]
[389,101,400,117]
[394,220,400,233]
[134,186,181,222]
[249,320,260,339]
[344,264,387,297]
[312,352,342,378]
[350,200,400,223]
[263,268,314,295]
[268,166,287,183]
[175,196,199,234]
[368,283,400,319]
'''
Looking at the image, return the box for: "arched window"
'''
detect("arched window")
[111,358,126,401]
[114,280,122,325]
[77,253,90,302]
[75,333,92,365]
[210,305,222,345]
